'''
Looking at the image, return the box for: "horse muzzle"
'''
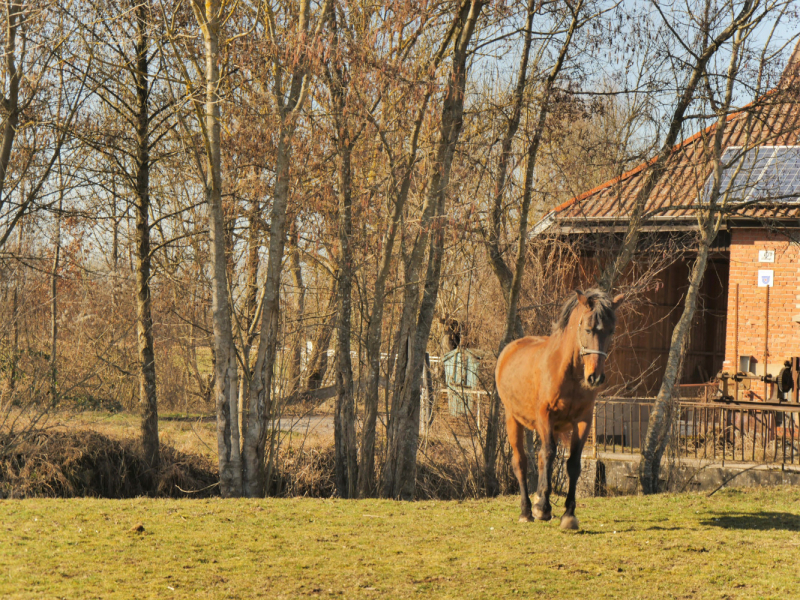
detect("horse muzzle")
[586,372,606,387]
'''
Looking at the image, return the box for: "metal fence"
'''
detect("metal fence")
[593,398,800,466]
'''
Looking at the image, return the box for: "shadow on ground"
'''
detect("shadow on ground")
[701,512,800,531]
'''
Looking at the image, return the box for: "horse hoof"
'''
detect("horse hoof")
[560,515,580,530]
[519,514,535,523]
[532,507,552,521]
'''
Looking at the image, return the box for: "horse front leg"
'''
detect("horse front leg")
[532,427,556,521]
[506,415,533,522]
[561,419,591,530]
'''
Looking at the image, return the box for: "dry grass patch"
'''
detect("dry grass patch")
[0,428,218,499]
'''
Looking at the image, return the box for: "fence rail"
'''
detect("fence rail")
[593,398,800,466]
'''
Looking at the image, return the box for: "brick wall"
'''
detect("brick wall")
[723,228,800,374]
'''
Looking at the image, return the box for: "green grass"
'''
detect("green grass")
[1,488,799,599]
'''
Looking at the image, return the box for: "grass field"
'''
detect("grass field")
[1,488,799,599]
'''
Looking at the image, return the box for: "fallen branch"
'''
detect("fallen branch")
[706,464,762,497]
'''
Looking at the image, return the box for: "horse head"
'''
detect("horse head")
[571,289,624,388]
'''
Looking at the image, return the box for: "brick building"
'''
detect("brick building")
[533,51,800,399]
[723,229,800,374]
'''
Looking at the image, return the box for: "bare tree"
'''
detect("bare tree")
[483,0,588,495]
[0,2,87,248]
[240,0,333,497]
[598,0,762,291]
[639,6,793,493]
[356,0,460,498]
[382,0,485,500]
[184,0,243,496]
[323,3,359,499]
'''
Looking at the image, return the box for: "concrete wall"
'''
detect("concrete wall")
[579,453,800,496]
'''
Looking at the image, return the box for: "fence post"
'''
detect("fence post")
[592,402,597,459]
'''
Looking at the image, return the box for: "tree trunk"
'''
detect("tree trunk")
[243,197,261,349]
[639,237,711,493]
[483,0,536,342]
[332,135,357,500]
[356,10,459,498]
[6,229,20,401]
[50,174,62,404]
[639,29,745,493]
[192,1,243,497]
[286,218,305,398]
[238,0,333,498]
[327,45,358,497]
[381,0,483,500]
[237,196,261,437]
[238,0,336,496]
[133,3,159,471]
[0,1,21,211]
[242,123,294,496]
[305,281,337,392]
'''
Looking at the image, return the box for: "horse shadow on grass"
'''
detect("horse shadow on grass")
[701,512,800,531]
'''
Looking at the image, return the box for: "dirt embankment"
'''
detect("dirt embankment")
[0,429,219,499]
[1,416,519,499]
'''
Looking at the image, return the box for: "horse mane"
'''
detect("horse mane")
[552,288,616,334]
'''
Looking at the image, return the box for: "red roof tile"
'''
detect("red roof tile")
[545,51,800,229]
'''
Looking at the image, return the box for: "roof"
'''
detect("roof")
[538,47,800,233]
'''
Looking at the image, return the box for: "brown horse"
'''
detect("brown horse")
[495,289,624,530]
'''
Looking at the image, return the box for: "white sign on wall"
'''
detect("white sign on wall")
[758,250,775,263]
[758,269,774,287]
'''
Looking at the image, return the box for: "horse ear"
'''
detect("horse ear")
[575,290,588,307]
[612,293,625,309]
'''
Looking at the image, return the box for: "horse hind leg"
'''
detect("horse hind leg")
[507,415,533,522]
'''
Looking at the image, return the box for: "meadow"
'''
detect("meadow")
[2,487,799,599]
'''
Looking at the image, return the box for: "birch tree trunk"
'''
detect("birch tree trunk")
[381,0,483,500]
[190,0,242,497]
[639,28,747,493]
[241,0,333,497]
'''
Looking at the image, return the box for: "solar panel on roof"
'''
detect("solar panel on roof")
[704,146,800,203]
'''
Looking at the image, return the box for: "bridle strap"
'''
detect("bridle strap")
[578,316,608,358]
[579,344,608,358]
